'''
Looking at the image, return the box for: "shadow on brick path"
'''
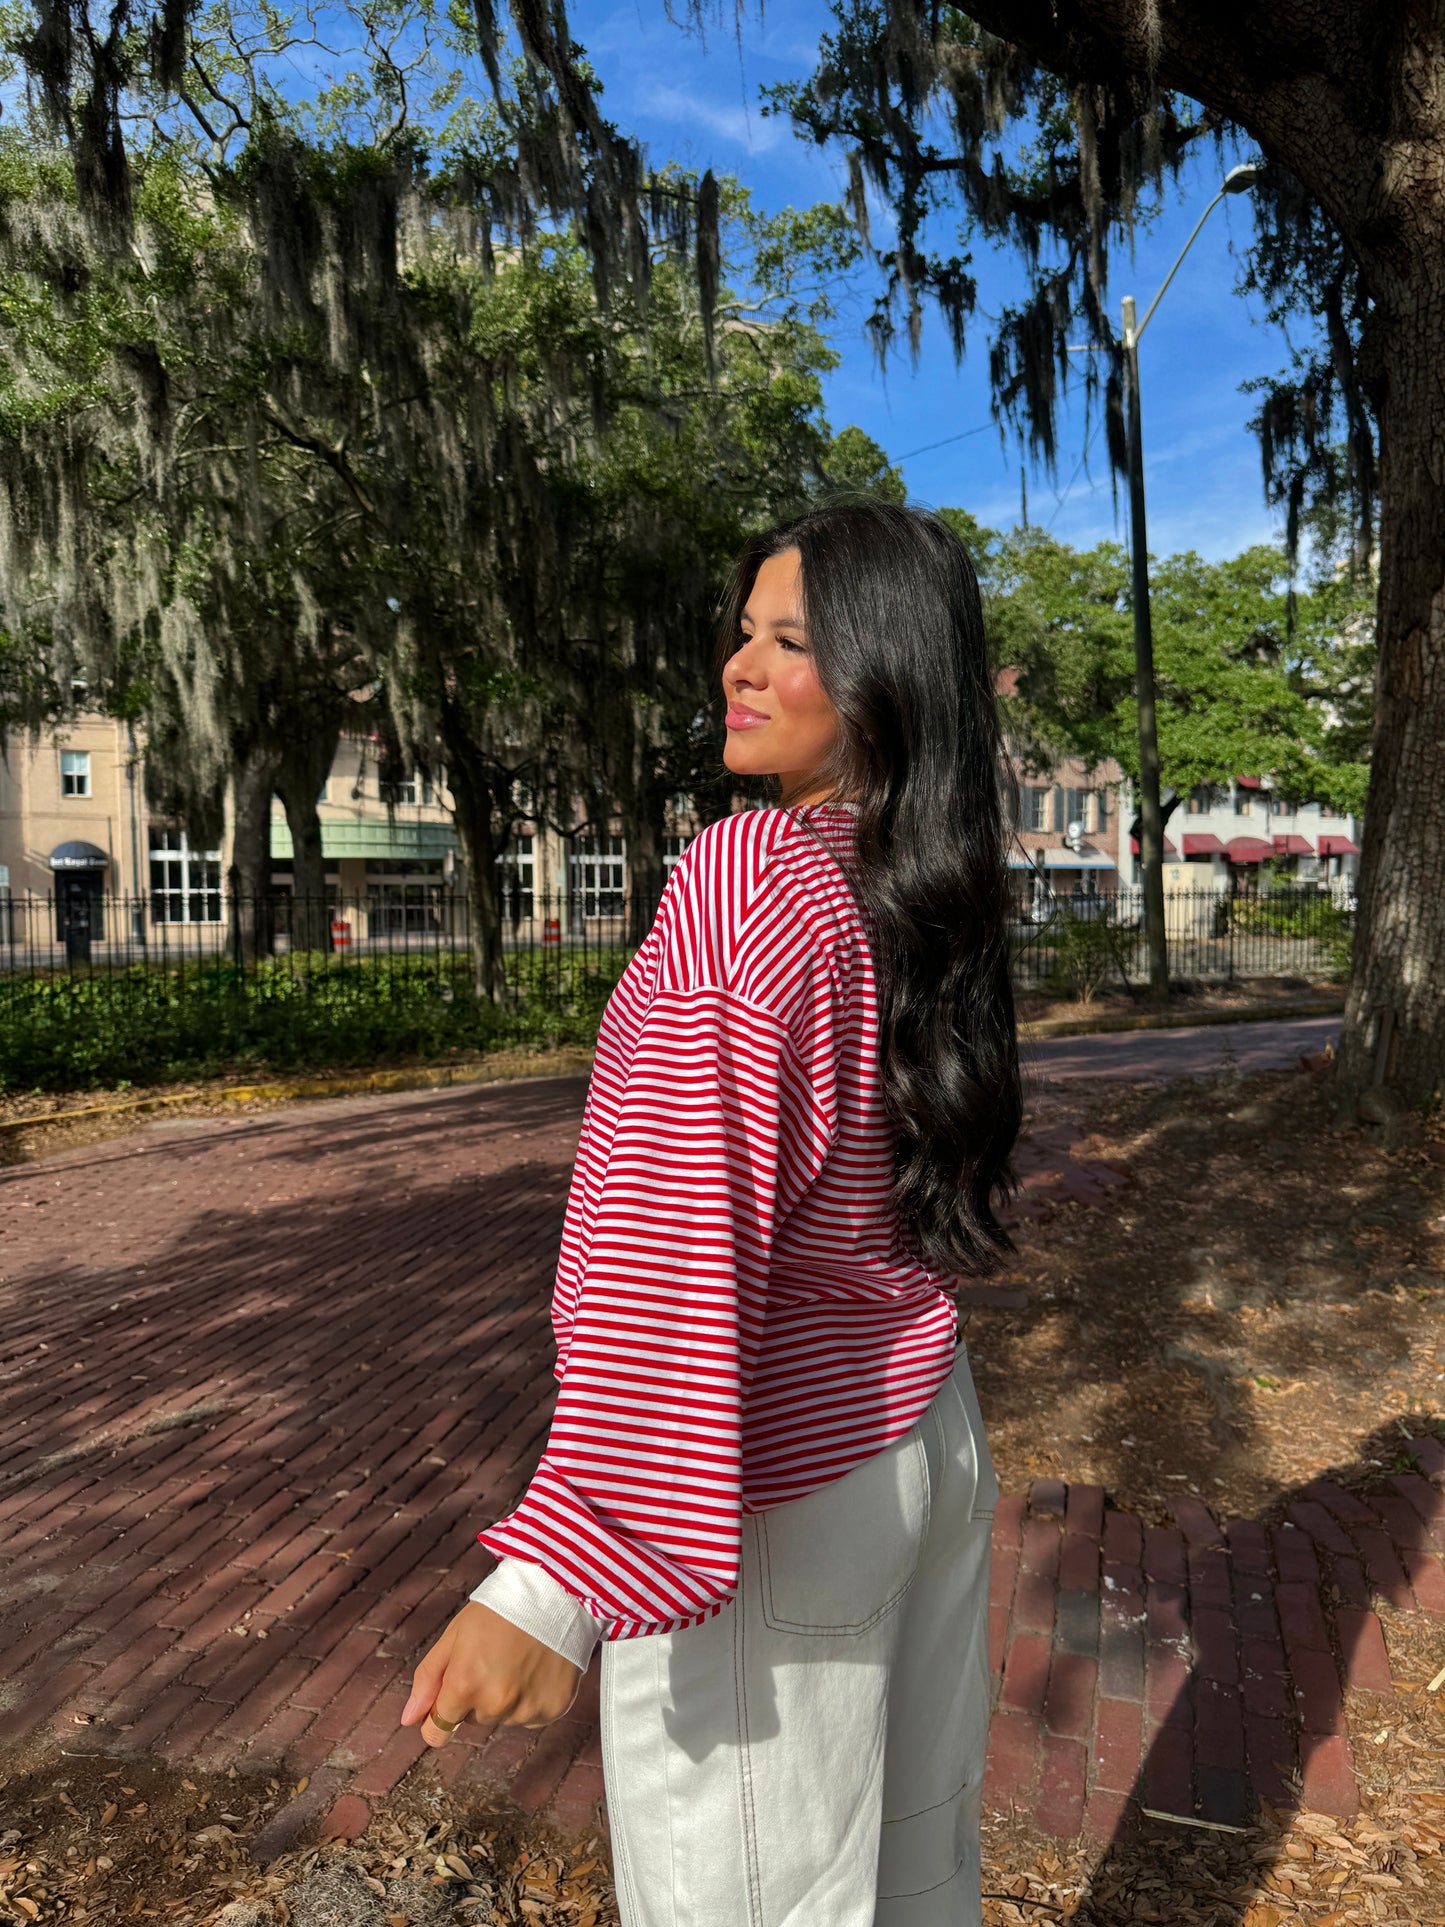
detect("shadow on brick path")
[0,1080,590,1805]
[988,1417,1445,1920]
[3,1074,1441,1906]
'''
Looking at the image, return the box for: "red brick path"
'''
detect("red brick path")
[1,1079,1439,1855]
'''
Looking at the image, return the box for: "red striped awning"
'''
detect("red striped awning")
[1181,833,1226,857]
[1225,836,1275,864]
[1272,834,1314,855]
[1236,775,1264,789]
[1318,835,1360,857]
[1129,835,1177,856]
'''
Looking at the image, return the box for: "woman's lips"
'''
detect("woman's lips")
[725,703,769,730]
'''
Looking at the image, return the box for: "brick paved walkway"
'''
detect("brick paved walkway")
[2,1076,1440,1861]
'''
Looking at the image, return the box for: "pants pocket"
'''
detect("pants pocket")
[757,1426,930,1636]
[951,1352,999,1523]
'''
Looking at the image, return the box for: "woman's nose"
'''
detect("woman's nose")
[726,641,767,688]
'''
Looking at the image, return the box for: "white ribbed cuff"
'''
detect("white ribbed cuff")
[469,1558,607,1671]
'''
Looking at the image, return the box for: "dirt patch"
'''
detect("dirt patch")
[0,1748,618,1924]
[1014,978,1344,1031]
[969,1060,1445,1526]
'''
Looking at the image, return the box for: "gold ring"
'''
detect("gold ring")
[427,1710,462,1734]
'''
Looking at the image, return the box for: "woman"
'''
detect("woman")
[401,501,1023,1925]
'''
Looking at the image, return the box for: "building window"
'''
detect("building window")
[664,835,694,874]
[367,880,442,934]
[570,835,626,918]
[1064,788,1104,834]
[150,829,222,923]
[381,768,435,807]
[1235,788,1253,816]
[1021,786,1052,833]
[61,750,91,797]
[496,836,535,921]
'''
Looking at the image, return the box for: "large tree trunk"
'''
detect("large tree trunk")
[1333,294,1445,1115]
[623,772,667,946]
[443,729,505,1000]
[227,742,280,964]
[275,723,342,956]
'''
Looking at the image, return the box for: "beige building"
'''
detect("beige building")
[0,717,651,956]
[3,710,1130,957]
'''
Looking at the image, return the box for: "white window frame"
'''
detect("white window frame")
[61,749,92,798]
[496,835,535,920]
[149,828,222,924]
[1021,785,1051,834]
[569,835,626,919]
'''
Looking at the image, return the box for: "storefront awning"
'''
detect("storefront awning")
[1129,835,1177,856]
[270,819,459,862]
[1225,837,1275,864]
[49,840,111,873]
[1318,835,1360,857]
[1272,834,1314,855]
[1181,833,1226,857]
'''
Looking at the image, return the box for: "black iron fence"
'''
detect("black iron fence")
[1007,881,1355,997]
[0,885,1354,1093]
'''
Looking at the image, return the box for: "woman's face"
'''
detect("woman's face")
[721,548,841,806]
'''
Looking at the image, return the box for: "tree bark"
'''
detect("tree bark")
[227,742,280,964]
[275,723,343,955]
[1333,290,1445,1113]
[443,727,506,1000]
[623,773,667,946]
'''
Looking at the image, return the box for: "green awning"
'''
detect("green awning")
[270,818,459,861]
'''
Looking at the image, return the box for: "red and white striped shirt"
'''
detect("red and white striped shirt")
[474,803,960,1645]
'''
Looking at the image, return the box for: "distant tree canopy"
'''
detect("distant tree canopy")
[944,513,1373,815]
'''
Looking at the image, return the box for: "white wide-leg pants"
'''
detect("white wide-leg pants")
[599,1343,998,1927]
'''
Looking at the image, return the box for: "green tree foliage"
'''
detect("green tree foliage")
[960,517,1369,814]
[758,0,1445,1107]
[0,32,883,979]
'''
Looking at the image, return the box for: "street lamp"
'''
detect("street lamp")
[1121,162,1263,1006]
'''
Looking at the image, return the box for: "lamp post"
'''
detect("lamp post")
[1121,162,1263,1006]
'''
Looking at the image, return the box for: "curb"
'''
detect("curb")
[0,1001,1344,1142]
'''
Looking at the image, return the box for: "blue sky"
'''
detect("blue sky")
[574,0,1298,562]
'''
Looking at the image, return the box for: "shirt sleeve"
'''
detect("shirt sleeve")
[474,967,841,1639]
[468,1557,606,1671]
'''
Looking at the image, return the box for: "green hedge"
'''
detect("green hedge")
[1227,896,1355,971]
[0,948,632,1093]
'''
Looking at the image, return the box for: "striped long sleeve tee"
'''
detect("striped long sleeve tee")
[473,802,961,1648]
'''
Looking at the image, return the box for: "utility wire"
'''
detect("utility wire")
[1046,416,1106,531]
[894,422,994,461]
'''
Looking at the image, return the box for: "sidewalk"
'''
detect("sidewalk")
[1,1077,1437,1859]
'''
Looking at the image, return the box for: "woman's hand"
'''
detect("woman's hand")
[400,1601,583,1745]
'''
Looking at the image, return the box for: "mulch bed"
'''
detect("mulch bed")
[1013,978,1344,1031]
[970,1054,1444,1527]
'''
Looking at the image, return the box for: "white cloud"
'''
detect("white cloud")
[643,84,787,153]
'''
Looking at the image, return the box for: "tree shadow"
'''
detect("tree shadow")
[0,1086,591,1763]
[1044,1413,1445,1922]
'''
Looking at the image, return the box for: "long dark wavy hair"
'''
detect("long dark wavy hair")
[718,500,1023,1276]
